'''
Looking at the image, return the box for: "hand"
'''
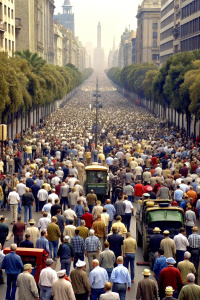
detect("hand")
[85,251,87,257]
[127,287,131,292]
[123,254,126,258]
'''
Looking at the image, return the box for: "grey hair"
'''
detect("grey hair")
[10,244,17,251]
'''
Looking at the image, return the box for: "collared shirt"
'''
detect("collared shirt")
[124,200,134,214]
[63,209,77,220]
[16,183,26,196]
[174,189,184,201]
[8,191,20,205]
[110,264,131,287]
[1,252,24,274]
[104,204,116,221]
[39,267,58,287]
[36,236,50,253]
[123,237,137,254]
[173,233,189,251]
[0,250,5,268]
[37,189,48,201]
[89,266,108,289]
[99,248,115,269]
[37,217,51,233]
[188,233,200,248]
[71,235,85,254]
[153,255,168,281]
[85,235,101,252]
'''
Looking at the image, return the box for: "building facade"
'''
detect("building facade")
[180,0,200,52]
[15,0,55,64]
[160,0,181,65]
[93,22,105,72]
[54,0,74,37]
[136,0,161,66]
[0,0,15,56]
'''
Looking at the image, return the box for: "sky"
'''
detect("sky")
[54,0,143,57]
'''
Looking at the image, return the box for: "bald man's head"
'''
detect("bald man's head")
[104,282,112,292]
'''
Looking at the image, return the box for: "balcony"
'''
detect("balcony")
[172,23,180,39]
[0,20,6,32]
[15,18,22,34]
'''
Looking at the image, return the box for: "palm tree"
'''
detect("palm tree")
[15,49,46,72]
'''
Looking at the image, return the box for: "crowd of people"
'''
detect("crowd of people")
[0,74,200,300]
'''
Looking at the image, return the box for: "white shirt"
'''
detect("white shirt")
[173,233,189,251]
[39,267,58,287]
[16,183,26,196]
[124,200,134,214]
[42,203,52,219]
[37,217,51,233]
[51,176,60,186]
[48,193,58,205]
[37,189,48,201]
[63,209,77,220]
[68,177,77,188]
[8,191,20,204]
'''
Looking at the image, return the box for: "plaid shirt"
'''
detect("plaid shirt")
[71,235,85,254]
[85,235,101,252]
[188,233,200,248]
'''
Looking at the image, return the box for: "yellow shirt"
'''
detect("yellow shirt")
[111,221,127,235]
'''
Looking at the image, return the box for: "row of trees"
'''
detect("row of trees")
[106,50,200,136]
[0,50,93,124]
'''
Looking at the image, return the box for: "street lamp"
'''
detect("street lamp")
[93,77,101,148]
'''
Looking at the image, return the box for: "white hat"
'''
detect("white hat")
[76,259,86,268]
[57,270,66,277]
[64,235,70,241]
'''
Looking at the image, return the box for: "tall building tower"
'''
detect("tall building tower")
[97,22,101,48]
[93,22,105,72]
[54,0,75,36]
[136,0,161,66]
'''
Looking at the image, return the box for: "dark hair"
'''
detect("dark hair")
[180,227,185,233]
[57,209,61,214]
[75,229,80,235]
[104,241,109,248]
[158,248,164,255]
[41,230,46,236]
[69,220,74,225]
[17,216,21,221]
[25,234,30,239]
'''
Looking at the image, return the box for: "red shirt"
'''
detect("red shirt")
[158,266,183,296]
[81,212,94,228]
[134,184,143,197]
[55,184,62,196]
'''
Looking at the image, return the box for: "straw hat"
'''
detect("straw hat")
[165,286,174,294]
[153,227,161,233]
[142,269,151,276]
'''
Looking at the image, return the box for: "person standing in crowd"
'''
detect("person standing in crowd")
[92,214,106,249]
[123,195,134,232]
[57,235,74,276]
[22,187,35,223]
[12,216,25,247]
[52,269,75,300]
[55,208,66,242]
[177,251,196,285]
[71,229,85,267]
[30,181,40,212]
[185,205,196,237]
[160,230,176,258]
[16,263,39,300]
[173,228,189,264]
[104,199,116,233]
[136,269,158,300]
[178,273,200,300]
[37,212,51,234]
[39,258,58,300]
[110,256,131,300]
[7,187,20,224]
[153,248,167,282]
[1,244,24,300]
[81,207,94,229]
[47,216,61,260]
[0,216,9,248]
[25,219,39,247]
[99,241,115,279]
[35,230,50,254]
[123,232,137,283]
[86,190,97,213]
[89,259,108,300]
[70,260,90,300]
[100,282,120,300]
[188,226,200,273]
[20,233,34,248]
[77,220,89,240]
[37,185,48,212]
[85,229,101,271]
[108,227,124,261]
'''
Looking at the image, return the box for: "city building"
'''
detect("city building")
[54,0,74,37]
[117,29,136,68]
[180,0,200,52]
[160,0,181,65]
[0,0,15,56]
[15,0,55,64]
[136,0,161,66]
[93,22,105,72]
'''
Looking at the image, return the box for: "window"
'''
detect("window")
[8,8,10,18]
[153,42,157,48]
[4,5,6,15]
[153,32,158,39]
[11,10,13,19]
[8,24,10,33]
[153,23,158,29]
[152,54,160,60]
[5,38,7,50]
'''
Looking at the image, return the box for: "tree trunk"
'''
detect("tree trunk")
[178,112,180,130]
[11,114,14,139]
[21,109,23,133]
[16,111,18,134]
[194,116,197,140]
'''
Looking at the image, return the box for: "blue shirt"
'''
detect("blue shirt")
[30,184,40,198]
[71,235,85,254]
[110,264,131,287]
[75,204,85,217]
[85,235,101,252]
[174,189,183,201]
[89,266,108,289]
[104,204,116,222]
[153,255,168,281]
[36,236,49,253]
[1,252,23,274]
